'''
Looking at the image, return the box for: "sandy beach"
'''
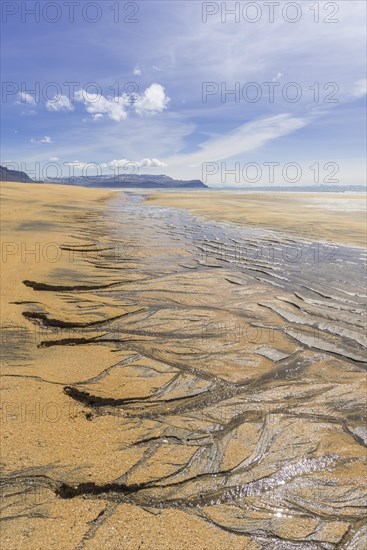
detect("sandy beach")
[1,182,366,549]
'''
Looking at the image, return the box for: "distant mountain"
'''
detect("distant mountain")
[46,173,207,189]
[0,165,207,188]
[0,165,33,183]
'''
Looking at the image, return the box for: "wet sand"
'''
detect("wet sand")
[1,182,366,549]
[145,191,367,248]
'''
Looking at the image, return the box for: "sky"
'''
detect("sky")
[1,0,366,186]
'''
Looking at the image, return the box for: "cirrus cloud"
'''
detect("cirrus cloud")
[166,114,308,168]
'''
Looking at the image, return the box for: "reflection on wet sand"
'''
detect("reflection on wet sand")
[1,184,366,549]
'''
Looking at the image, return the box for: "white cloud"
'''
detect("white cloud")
[141,158,166,167]
[353,79,367,97]
[17,92,36,105]
[133,67,142,76]
[74,89,128,122]
[66,158,167,171]
[74,84,169,121]
[46,95,74,112]
[49,157,59,161]
[272,72,283,82]
[134,83,170,116]
[31,136,52,144]
[108,158,167,168]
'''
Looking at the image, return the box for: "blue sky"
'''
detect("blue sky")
[1,0,366,186]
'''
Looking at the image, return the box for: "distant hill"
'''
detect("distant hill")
[0,165,33,183]
[46,173,207,189]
